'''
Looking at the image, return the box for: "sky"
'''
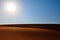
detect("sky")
[0,0,60,24]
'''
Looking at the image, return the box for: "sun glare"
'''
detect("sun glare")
[2,1,20,16]
[6,2,17,13]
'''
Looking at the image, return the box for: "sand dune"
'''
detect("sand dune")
[0,26,60,40]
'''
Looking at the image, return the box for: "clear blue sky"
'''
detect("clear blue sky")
[0,0,60,24]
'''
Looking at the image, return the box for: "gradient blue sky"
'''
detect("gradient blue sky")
[0,0,60,24]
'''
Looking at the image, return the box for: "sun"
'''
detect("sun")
[6,2,17,13]
[2,1,20,16]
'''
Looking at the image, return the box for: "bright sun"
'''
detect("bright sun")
[6,2,17,13]
[2,1,20,16]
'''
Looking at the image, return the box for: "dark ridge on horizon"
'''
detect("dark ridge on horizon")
[0,24,60,31]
